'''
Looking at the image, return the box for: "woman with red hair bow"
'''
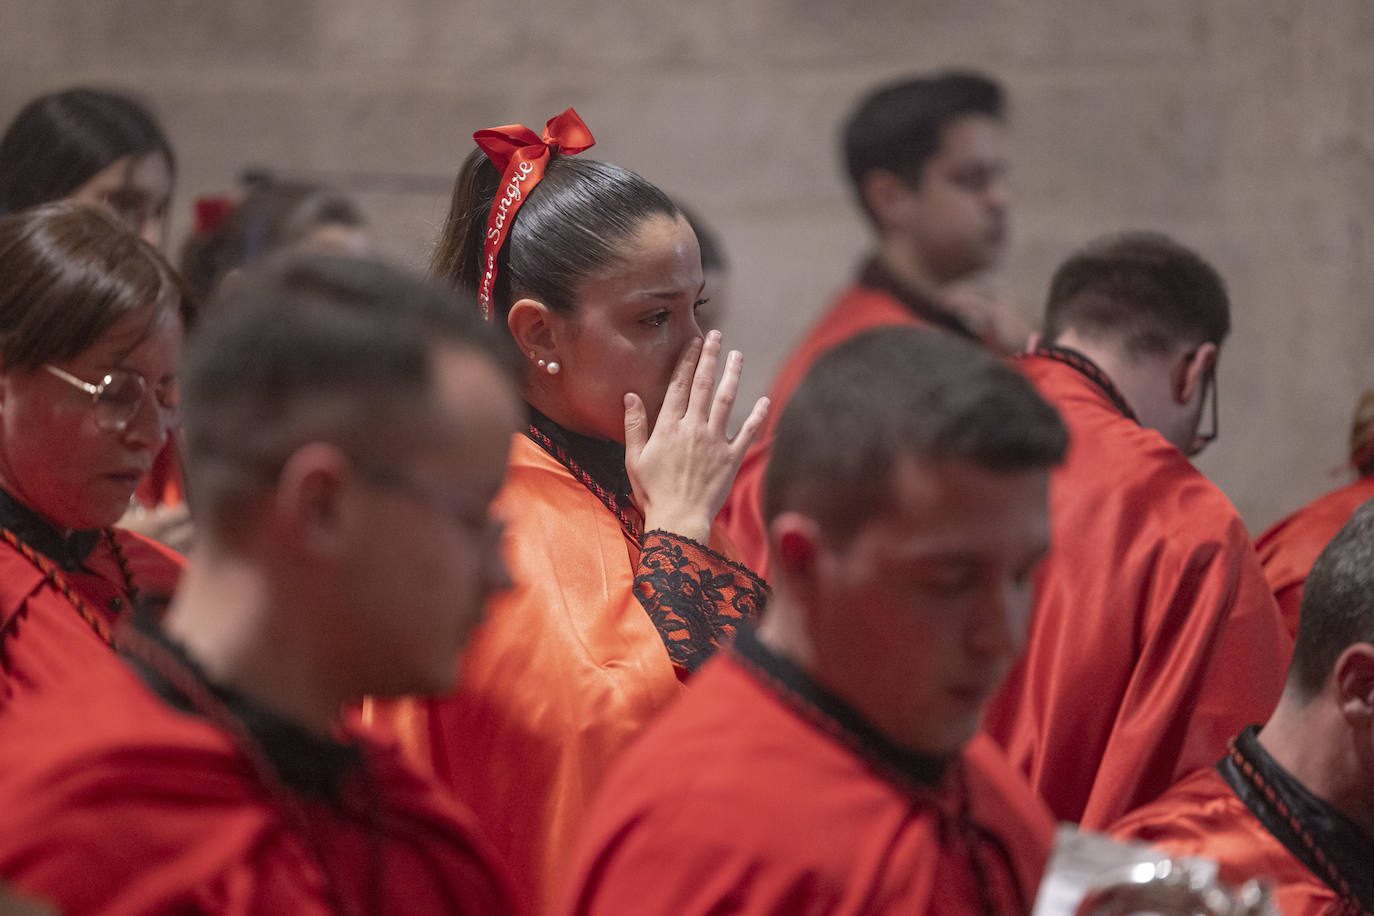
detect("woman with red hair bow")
[363,110,769,909]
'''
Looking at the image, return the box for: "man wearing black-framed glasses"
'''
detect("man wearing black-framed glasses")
[983,231,1291,834]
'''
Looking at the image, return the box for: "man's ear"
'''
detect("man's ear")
[273,442,354,560]
[860,169,917,233]
[507,297,558,367]
[1172,341,1218,406]
[769,511,824,594]
[1335,643,1374,724]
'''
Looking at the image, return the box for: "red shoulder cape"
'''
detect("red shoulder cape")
[0,660,517,915]
[982,355,1292,828]
[1254,474,1374,638]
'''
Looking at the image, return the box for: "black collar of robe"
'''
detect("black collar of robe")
[856,257,980,341]
[0,485,101,572]
[125,611,365,804]
[730,624,952,790]
[1218,725,1374,911]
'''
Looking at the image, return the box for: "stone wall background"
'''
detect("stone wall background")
[2,0,1371,531]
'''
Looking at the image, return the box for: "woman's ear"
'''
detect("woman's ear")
[507,297,558,366]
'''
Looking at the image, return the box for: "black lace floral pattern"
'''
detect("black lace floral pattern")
[634,530,768,673]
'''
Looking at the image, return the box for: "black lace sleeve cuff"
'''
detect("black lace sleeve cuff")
[633,530,769,674]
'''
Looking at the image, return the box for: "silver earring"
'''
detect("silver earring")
[537,359,547,369]
[546,361,561,375]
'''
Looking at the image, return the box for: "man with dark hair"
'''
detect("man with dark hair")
[0,255,520,914]
[1112,498,1374,914]
[561,327,1068,914]
[721,69,1012,578]
[1255,390,1374,637]
[982,231,1293,830]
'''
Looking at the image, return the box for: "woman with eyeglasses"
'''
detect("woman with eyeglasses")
[0,201,188,712]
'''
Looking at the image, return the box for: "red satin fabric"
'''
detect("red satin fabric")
[558,653,1053,915]
[472,108,595,320]
[718,283,923,579]
[0,529,183,712]
[0,660,518,916]
[1111,768,1343,916]
[1255,474,1374,639]
[981,354,1292,828]
[362,434,746,912]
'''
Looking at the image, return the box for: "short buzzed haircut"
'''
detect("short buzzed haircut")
[1288,498,1374,699]
[765,326,1068,544]
[1042,231,1231,357]
[182,254,515,537]
[842,70,1004,209]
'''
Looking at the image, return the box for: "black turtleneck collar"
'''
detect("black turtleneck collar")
[525,406,637,511]
[124,612,365,804]
[730,624,952,791]
[1219,725,1374,911]
[1024,345,1140,424]
[857,257,980,341]
[0,486,100,572]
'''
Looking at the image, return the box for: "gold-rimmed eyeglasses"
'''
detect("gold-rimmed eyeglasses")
[44,364,180,433]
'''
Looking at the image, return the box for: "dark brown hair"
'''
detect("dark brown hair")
[0,201,190,372]
[765,326,1067,544]
[430,147,679,324]
[0,87,175,216]
[1042,231,1231,357]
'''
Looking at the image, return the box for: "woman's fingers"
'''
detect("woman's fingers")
[658,334,704,422]
[623,392,649,460]
[685,330,723,422]
[731,396,771,455]
[709,349,743,435]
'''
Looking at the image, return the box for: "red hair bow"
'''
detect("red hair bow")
[472,108,595,321]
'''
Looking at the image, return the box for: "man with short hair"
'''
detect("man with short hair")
[721,70,1012,577]
[982,231,1293,829]
[0,256,520,914]
[560,326,1068,915]
[1113,498,1374,914]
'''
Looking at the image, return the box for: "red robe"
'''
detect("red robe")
[0,657,517,916]
[558,629,1054,915]
[719,283,932,578]
[1111,768,1357,915]
[981,352,1293,829]
[362,432,765,912]
[0,528,183,711]
[1254,474,1374,639]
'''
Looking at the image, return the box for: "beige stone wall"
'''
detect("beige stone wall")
[3,0,1371,530]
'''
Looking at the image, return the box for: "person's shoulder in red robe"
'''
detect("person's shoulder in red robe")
[1110,769,1341,916]
[558,628,1054,916]
[0,521,183,712]
[982,351,1292,829]
[0,652,518,916]
[1255,474,1374,639]
[361,430,767,912]
[719,266,977,579]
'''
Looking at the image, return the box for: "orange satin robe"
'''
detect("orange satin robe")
[559,634,1053,915]
[364,433,759,912]
[0,658,518,916]
[718,283,930,579]
[1111,768,1349,916]
[982,353,1292,828]
[1255,474,1374,639]
[0,528,183,711]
